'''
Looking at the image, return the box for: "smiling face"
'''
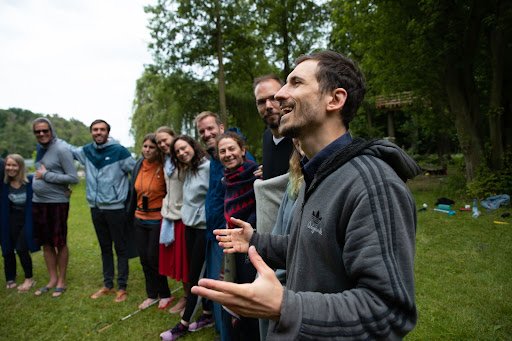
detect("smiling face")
[218,137,245,170]
[254,79,282,130]
[33,122,53,145]
[173,139,195,165]
[5,157,21,179]
[275,60,327,139]
[142,138,159,162]
[196,115,224,150]
[90,122,109,145]
[156,132,174,155]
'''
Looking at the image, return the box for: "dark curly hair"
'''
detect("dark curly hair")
[295,51,366,130]
[170,135,207,176]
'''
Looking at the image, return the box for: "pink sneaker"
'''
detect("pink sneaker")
[188,313,214,332]
[160,322,188,341]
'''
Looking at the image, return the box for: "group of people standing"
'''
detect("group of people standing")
[0,112,267,340]
[2,50,421,340]
[1,118,78,298]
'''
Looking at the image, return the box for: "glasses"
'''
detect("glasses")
[256,95,279,107]
[33,129,50,135]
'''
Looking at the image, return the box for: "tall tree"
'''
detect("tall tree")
[330,0,512,181]
[131,67,218,149]
[145,0,265,125]
[255,0,329,77]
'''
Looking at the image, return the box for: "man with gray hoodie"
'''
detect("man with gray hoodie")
[66,119,135,303]
[32,117,78,297]
[192,51,420,340]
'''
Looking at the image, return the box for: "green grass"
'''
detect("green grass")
[0,180,215,340]
[1,175,511,340]
[407,174,512,340]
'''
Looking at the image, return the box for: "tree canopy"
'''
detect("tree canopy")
[0,108,90,159]
[132,0,512,188]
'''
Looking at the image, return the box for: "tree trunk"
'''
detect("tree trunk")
[445,65,484,181]
[488,4,506,170]
[215,0,227,125]
[387,110,395,143]
[281,0,290,76]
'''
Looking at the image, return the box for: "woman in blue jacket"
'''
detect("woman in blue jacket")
[1,154,39,291]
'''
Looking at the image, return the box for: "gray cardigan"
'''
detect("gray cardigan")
[181,158,210,229]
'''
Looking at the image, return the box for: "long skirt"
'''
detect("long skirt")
[159,219,189,283]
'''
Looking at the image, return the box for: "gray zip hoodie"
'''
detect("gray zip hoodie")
[252,138,420,340]
[32,118,79,203]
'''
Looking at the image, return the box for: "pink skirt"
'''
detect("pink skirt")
[159,219,189,283]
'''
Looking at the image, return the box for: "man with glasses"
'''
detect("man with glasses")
[31,117,78,297]
[253,75,294,180]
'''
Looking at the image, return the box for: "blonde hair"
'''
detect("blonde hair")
[4,154,28,185]
[194,111,222,126]
[287,149,304,200]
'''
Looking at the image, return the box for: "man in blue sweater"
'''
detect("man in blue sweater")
[194,111,230,338]
[192,51,420,340]
[67,119,135,303]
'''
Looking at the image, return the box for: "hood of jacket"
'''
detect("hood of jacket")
[308,138,421,198]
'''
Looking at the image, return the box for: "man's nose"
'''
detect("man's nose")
[274,85,287,102]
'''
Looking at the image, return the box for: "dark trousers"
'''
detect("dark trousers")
[3,209,32,281]
[182,228,211,322]
[134,219,170,299]
[91,208,129,290]
[205,238,233,340]
[233,254,259,341]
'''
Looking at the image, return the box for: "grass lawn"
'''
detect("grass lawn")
[0,180,215,340]
[1,175,511,340]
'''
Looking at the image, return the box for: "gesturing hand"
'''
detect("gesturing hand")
[191,246,283,320]
[214,217,254,254]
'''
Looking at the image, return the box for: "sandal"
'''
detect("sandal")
[138,298,159,310]
[6,280,17,289]
[114,289,127,303]
[158,297,174,310]
[35,286,51,296]
[17,279,36,293]
[52,287,66,298]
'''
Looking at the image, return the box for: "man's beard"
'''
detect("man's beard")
[264,112,280,130]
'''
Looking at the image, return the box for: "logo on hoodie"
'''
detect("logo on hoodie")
[307,210,323,235]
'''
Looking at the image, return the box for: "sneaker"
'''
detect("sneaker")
[160,322,188,341]
[90,287,115,299]
[188,314,214,332]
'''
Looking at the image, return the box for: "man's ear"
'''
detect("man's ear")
[326,88,347,112]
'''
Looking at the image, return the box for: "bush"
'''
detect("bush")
[466,160,512,199]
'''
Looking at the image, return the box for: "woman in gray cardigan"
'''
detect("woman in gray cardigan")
[160,135,212,341]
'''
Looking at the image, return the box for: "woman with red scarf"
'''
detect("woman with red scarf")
[217,131,260,341]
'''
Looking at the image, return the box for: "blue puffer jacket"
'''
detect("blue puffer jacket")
[68,139,135,209]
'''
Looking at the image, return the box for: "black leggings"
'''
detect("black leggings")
[182,228,211,322]
[134,219,170,299]
[3,209,33,281]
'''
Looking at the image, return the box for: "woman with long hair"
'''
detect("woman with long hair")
[155,126,189,313]
[128,133,172,310]
[1,154,39,291]
[160,135,213,341]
